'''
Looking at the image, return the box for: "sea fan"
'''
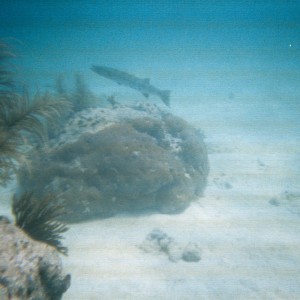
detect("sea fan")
[0,129,20,183]
[0,43,18,183]
[12,192,69,255]
[0,43,72,185]
[1,91,72,143]
[0,42,15,89]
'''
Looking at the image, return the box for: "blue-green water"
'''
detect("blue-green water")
[1,1,299,134]
[1,2,299,92]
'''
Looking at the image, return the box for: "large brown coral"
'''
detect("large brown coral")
[17,104,209,223]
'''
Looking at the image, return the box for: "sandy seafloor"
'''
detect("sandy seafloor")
[1,94,300,299]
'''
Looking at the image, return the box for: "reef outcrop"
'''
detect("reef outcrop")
[17,103,209,222]
[0,217,70,300]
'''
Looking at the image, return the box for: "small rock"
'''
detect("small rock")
[141,229,202,263]
[224,182,232,189]
[182,242,202,262]
[140,229,173,254]
[257,159,266,167]
[167,241,183,263]
[269,198,279,206]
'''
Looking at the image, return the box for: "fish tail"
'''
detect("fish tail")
[160,90,171,107]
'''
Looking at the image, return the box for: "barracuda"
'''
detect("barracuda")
[91,65,170,106]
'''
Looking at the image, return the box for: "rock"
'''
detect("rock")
[182,242,202,262]
[167,241,184,263]
[269,198,279,206]
[140,229,172,253]
[212,175,233,190]
[17,103,209,222]
[0,218,70,300]
[139,228,183,262]
[140,229,202,263]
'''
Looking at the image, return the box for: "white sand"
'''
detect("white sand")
[60,99,300,299]
[1,99,300,299]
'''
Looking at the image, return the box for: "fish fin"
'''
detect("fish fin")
[160,90,171,107]
[142,92,149,98]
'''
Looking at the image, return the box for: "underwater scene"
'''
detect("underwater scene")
[0,1,300,299]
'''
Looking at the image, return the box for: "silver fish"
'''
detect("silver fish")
[91,65,170,106]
